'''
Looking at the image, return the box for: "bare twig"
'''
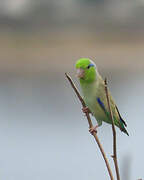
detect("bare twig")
[65,73,114,180]
[104,78,120,180]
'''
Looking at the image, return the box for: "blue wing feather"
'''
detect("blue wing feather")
[96,97,107,113]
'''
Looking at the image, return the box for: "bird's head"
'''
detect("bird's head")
[75,58,97,83]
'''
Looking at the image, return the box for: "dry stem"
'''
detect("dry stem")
[65,73,114,180]
[104,78,120,180]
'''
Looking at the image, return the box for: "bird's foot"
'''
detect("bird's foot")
[82,107,91,114]
[89,125,99,134]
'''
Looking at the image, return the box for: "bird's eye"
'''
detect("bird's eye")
[87,64,94,69]
[87,65,91,69]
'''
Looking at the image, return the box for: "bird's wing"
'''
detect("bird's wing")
[96,78,128,135]
[115,105,127,127]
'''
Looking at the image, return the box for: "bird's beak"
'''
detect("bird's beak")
[76,68,85,78]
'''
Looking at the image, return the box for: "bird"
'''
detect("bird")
[75,58,129,136]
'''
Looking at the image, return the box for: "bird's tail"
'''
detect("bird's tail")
[119,119,129,136]
[121,126,129,136]
[115,106,129,136]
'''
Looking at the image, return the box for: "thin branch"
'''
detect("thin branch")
[65,73,114,180]
[104,78,120,180]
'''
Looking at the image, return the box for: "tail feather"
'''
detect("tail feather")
[121,118,127,127]
[121,127,129,136]
[115,105,129,136]
[115,106,127,127]
[119,119,129,136]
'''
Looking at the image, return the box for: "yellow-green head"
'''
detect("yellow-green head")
[75,58,97,83]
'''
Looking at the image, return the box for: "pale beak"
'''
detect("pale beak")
[76,68,85,78]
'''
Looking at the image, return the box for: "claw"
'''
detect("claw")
[89,125,99,134]
[82,107,91,113]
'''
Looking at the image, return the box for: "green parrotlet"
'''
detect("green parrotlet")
[75,58,129,135]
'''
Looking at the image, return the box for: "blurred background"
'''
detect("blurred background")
[0,0,144,179]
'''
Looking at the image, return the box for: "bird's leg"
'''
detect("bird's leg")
[82,107,98,134]
[89,125,99,134]
[82,107,91,114]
